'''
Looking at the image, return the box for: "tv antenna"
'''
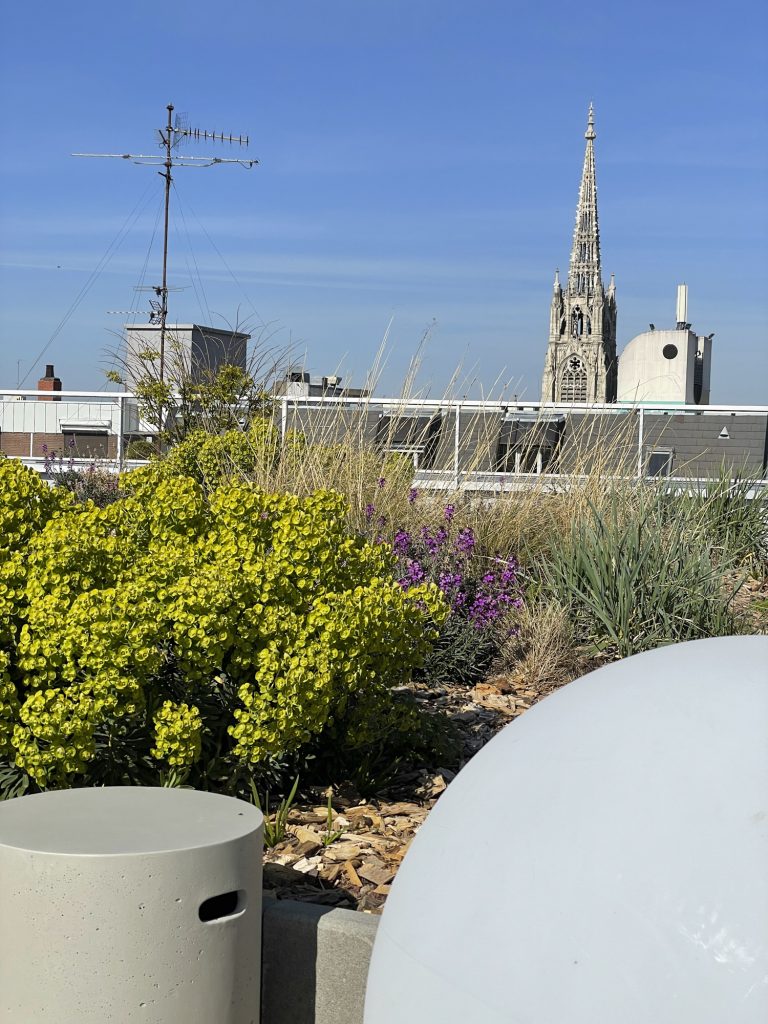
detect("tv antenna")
[74,103,257,380]
[108,284,188,322]
[106,310,153,317]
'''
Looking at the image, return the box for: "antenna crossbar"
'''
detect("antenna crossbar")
[74,152,258,167]
[134,285,186,292]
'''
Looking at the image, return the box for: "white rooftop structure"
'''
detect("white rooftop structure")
[123,323,249,385]
[617,286,712,404]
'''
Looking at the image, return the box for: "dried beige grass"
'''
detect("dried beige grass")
[156,344,684,573]
[224,394,654,571]
[495,599,592,690]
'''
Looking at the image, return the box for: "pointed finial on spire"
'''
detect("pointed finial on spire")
[585,102,596,141]
[554,268,560,289]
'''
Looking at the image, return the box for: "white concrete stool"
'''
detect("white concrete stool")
[365,636,768,1024]
[0,786,263,1023]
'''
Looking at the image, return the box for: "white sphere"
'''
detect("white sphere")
[364,637,768,1024]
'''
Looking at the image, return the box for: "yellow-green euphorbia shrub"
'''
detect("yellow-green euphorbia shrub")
[0,460,446,789]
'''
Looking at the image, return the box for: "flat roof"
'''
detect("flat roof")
[123,323,250,338]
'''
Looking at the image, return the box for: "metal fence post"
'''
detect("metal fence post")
[117,394,125,470]
[454,403,461,491]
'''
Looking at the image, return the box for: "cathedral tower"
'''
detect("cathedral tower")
[541,105,617,403]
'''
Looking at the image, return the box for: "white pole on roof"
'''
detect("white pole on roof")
[454,402,461,490]
[637,406,645,480]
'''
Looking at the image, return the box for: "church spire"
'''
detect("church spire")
[540,105,617,404]
[568,103,601,296]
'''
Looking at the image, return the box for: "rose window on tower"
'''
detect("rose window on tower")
[561,355,587,402]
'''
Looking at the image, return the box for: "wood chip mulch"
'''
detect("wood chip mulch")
[262,672,565,914]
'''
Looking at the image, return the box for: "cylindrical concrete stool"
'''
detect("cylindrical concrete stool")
[0,786,263,1023]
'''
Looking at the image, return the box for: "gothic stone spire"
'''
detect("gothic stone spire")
[568,103,601,296]
[541,105,617,404]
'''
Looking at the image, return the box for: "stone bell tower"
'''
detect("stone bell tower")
[541,105,617,403]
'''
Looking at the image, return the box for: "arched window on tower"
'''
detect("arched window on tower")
[571,307,584,336]
[560,355,587,402]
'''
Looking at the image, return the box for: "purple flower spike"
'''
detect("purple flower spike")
[407,488,419,505]
[377,477,386,489]
[393,530,411,555]
[444,503,455,523]
[364,503,375,523]
[438,571,464,592]
[455,527,476,553]
[420,527,440,555]
[400,559,425,587]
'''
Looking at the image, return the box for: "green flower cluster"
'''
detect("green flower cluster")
[129,419,296,493]
[0,459,72,561]
[151,701,203,768]
[0,462,447,790]
[13,685,96,784]
[0,651,19,758]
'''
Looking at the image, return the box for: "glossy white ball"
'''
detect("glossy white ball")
[364,637,768,1024]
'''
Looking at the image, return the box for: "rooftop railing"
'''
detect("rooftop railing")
[2,390,766,491]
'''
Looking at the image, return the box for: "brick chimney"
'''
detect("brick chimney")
[38,364,62,402]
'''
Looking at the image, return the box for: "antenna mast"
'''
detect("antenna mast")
[159,103,173,383]
[74,102,257,381]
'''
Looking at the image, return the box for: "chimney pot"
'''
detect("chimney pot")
[38,365,62,402]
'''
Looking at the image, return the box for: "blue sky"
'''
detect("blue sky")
[1,0,766,403]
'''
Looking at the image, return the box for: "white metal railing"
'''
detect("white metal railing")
[3,389,767,413]
[276,394,768,489]
[410,469,768,500]
[2,389,767,489]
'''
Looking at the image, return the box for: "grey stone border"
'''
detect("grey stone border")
[261,896,379,1024]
